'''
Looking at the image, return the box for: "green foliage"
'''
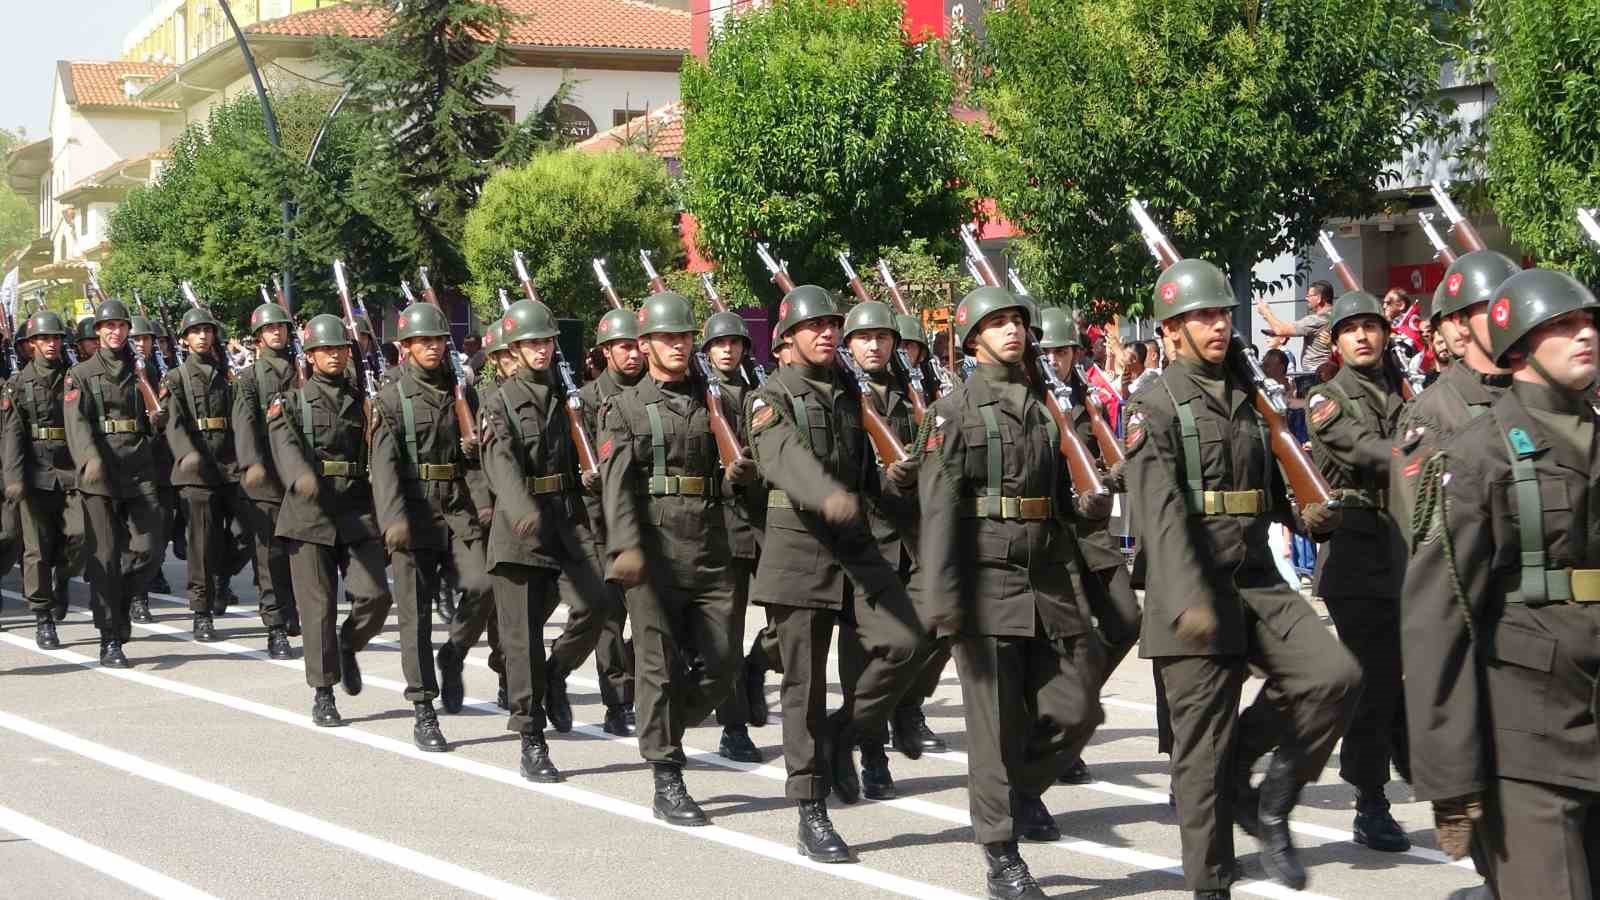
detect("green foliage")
[0,127,37,266]
[463,148,679,336]
[870,237,973,315]
[680,0,976,306]
[975,0,1441,314]
[1481,0,1600,284]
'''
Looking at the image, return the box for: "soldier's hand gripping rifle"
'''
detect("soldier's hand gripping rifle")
[958,224,1108,505]
[1429,181,1488,253]
[877,258,956,398]
[87,272,164,422]
[638,249,669,295]
[699,272,766,386]
[332,259,378,436]
[513,249,599,478]
[1417,212,1458,266]
[838,251,928,425]
[132,290,169,377]
[1316,231,1422,401]
[266,278,309,386]
[413,268,480,453]
[1128,198,1337,509]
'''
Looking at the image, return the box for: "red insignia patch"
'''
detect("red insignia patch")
[750,406,776,431]
[398,314,408,330]
[1446,272,1464,297]
[1,396,10,411]
[267,398,283,420]
[1491,297,1511,328]
[1160,282,1179,304]
[955,305,968,325]
[924,430,945,452]
[64,388,79,404]
[598,319,610,335]
[501,317,514,332]
[778,302,789,323]
[599,439,614,461]
[636,308,647,325]
[1403,458,1422,479]
[1311,399,1340,426]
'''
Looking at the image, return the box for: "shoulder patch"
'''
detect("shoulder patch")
[924,430,945,453]
[599,438,614,461]
[266,397,283,420]
[1125,410,1148,455]
[1308,392,1341,429]
[750,405,776,433]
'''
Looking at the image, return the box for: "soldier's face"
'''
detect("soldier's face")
[133,335,153,356]
[791,317,841,367]
[513,337,553,371]
[1168,309,1231,364]
[901,341,925,366]
[493,349,521,378]
[185,325,216,354]
[259,323,288,350]
[97,320,129,351]
[847,328,896,373]
[79,339,99,357]
[1044,346,1075,374]
[972,310,1026,365]
[706,336,744,373]
[1523,310,1598,390]
[309,345,350,375]
[644,332,691,377]
[30,335,61,362]
[405,335,446,370]
[603,339,643,377]
[1334,316,1386,367]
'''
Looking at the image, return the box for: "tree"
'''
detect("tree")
[974,0,1441,315]
[462,148,679,333]
[0,128,37,266]
[679,0,976,306]
[1480,0,1600,283]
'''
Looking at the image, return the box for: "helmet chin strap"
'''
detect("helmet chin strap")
[1179,320,1207,362]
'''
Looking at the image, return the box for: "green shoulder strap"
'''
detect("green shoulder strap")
[1161,378,1205,502]
[1503,424,1562,604]
[397,380,418,467]
[1442,377,1491,422]
[645,401,670,494]
[977,403,1003,517]
[771,375,812,452]
[299,391,316,452]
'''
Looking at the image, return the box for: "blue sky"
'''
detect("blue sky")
[1,1,151,138]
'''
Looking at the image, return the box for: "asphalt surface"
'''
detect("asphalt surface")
[0,556,1483,899]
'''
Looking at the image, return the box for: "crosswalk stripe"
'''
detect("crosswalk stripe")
[0,802,222,900]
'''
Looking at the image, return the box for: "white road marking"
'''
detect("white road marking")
[0,802,221,900]
[0,706,551,900]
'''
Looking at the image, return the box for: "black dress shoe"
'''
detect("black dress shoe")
[1015,792,1060,842]
[266,627,292,660]
[99,639,129,669]
[796,800,851,863]
[652,764,708,826]
[827,718,860,804]
[518,733,561,783]
[1057,756,1092,784]
[340,643,363,696]
[496,676,509,710]
[434,593,456,625]
[51,598,67,622]
[743,658,769,727]
[312,687,342,727]
[1256,752,1307,890]
[892,705,946,758]
[718,726,762,762]
[543,665,573,733]
[624,704,637,728]
[983,840,1046,900]
[860,749,897,800]
[285,607,301,638]
[34,614,59,650]
[192,613,218,643]
[1352,790,1410,852]
[603,704,634,737]
[412,701,449,752]
[148,572,172,595]
[129,595,153,624]
[210,580,234,616]
[437,644,465,714]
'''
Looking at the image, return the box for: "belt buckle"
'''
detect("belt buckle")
[1569,569,1600,603]
[324,461,349,476]
[999,496,1021,519]
[680,476,705,496]
[1222,491,1252,515]
[1019,497,1051,519]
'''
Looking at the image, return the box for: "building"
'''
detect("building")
[123,1,348,65]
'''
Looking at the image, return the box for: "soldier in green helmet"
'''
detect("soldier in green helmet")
[2,310,84,650]
[266,313,395,728]
[74,315,99,362]
[234,300,302,645]
[916,285,1104,900]
[1403,267,1600,899]
[130,314,179,610]
[63,297,168,668]
[1123,258,1357,896]
[370,302,493,752]
[744,283,926,862]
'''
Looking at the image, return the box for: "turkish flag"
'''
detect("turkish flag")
[1393,301,1423,354]
[1085,363,1121,429]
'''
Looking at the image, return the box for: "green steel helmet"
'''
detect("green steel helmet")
[775,284,842,337]
[179,306,221,335]
[1152,259,1235,321]
[842,300,898,343]
[499,298,559,344]
[955,285,1028,347]
[249,302,293,333]
[483,321,504,355]
[1036,306,1082,350]
[1427,280,1445,324]
[1488,268,1600,366]
[14,318,28,342]
[596,307,640,345]
[1016,293,1042,335]
[396,303,450,341]
[1437,250,1521,320]
[154,319,171,339]
[353,314,376,340]
[895,313,927,347]
[75,317,97,343]
[94,298,132,325]
[302,313,352,351]
[636,291,697,336]
[1328,290,1388,335]
[700,310,750,349]
[25,311,65,338]
[129,315,157,338]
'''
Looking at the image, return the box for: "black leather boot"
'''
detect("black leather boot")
[860,742,897,800]
[129,595,152,624]
[892,704,946,758]
[518,733,561,783]
[719,726,762,762]
[284,606,301,637]
[652,764,708,826]
[1352,789,1410,851]
[604,704,634,737]
[743,657,769,727]
[827,717,860,804]
[1256,752,1307,890]
[543,663,573,733]
[266,626,292,660]
[148,571,172,595]
[339,639,363,696]
[210,579,234,616]
[192,613,217,643]
[99,637,129,668]
[982,840,1046,900]
[437,644,465,714]
[434,592,456,625]
[412,701,449,753]
[1057,756,1092,785]
[1233,758,1261,838]
[496,675,509,710]
[1015,792,1060,842]
[311,687,342,727]
[796,800,851,863]
[34,612,59,650]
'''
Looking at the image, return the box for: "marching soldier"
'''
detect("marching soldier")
[745,284,926,862]
[372,302,492,753]
[478,298,614,782]
[234,301,302,643]
[1302,291,1411,851]
[918,288,1105,900]
[63,298,167,668]
[73,316,99,363]
[131,315,177,619]
[1123,260,1358,896]
[598,291,752,824]
[266,313,394,727]
[3,311,81,649]
[1404,268,1600,900]
[163,306,252,645]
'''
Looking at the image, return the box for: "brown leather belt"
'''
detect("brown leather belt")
[98,418,140,434]
[961,496,1054,520]
[648,475,712,497]
[407,463,458,481]
[320,460,366,478]
[31,426,66,441]
[196,416,229,431]
[1185,489,1265,516]
[528,473,573,495]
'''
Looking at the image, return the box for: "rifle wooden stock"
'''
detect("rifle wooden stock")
[695,354,745,466]
[1227,337,1336,508]
[1328,259,1361,293]
[332,268,377,437]
[1025,343,1106,499]
[417,275,481,451]
[843,271,873,305]
[860,395,909,465]
[566,399,600,476]
[1078,377,1125,467]
[839,256,929,424]
[270,277,309,386]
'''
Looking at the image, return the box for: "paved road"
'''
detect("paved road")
[0,557,1481,899]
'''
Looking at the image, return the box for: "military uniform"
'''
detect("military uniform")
[233,308,302,642]
[136,318,180,610]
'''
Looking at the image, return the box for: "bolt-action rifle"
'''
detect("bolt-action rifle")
[837,251,928,426]
[409,269,479,453]
[1429,181,1487,253]
[265,279,309,386]
[876,258,956,398]
[699,272,767,387]
[638,250,668,294]
[1417,212,1458,267]
[513,249,599,477]
[88,272,164,421]
[1316,231,1422,400]
[331,260,378,436]
[131,290,170,377]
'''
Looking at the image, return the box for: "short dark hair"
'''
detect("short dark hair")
[1263,348,1289,369]
[1309,281,1335,303]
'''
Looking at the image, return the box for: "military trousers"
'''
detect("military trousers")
[954,630,1103,844]
[444,576,503,676]
[837,573,937,746]
[181,483,253,613]
[1484,776,1600,900]
[0,496,22,582]
[552,541,627,706]
[237,497,295,629]
[80,489,162,637]
[391,530,491,704]
[627,570,738,766]
[492,563,566,735]
[1087,563,1142,685]
[1156,584,1361,892]
[19,488,83,615]
[716,560,764,729]
[287,538,392,690]
[1323,593,1408,790]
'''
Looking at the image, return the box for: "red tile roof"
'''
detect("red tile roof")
[575,102,682,158]
[249,0,689,52]
[60,61,178,110]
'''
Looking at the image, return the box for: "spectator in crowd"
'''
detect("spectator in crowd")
[1119,341,1160,399]
[1256,280,1336,371]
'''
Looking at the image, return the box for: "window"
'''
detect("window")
[612,109,647,127]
